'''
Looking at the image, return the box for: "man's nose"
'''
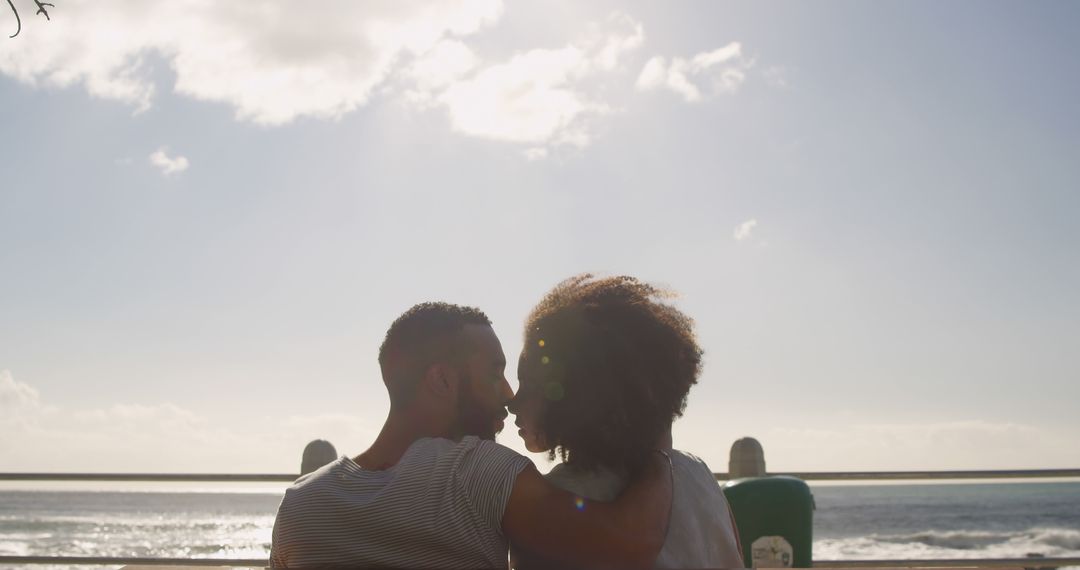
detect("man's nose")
[498,377,514,404]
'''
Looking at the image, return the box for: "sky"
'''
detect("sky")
[1,0,1078,475]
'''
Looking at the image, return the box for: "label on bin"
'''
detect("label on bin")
[751,535,793,568]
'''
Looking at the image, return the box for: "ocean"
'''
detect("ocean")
[812,482,1080,562]
[1,481,1078,567]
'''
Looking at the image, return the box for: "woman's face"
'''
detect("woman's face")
[510,351,552,453]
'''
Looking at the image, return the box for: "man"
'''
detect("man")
[271,302,672,569]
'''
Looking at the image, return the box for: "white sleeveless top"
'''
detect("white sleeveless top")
[516,449,744,569]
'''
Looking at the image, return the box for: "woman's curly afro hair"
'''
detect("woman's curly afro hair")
[520,274,703,475]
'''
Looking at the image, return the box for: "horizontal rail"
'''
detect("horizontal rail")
[2,469,1078,482]
[0,555,267,566]
[718,469,1080,481]
[0,473,298,482]
[813,557,1080,568]
[1,556,1078,568]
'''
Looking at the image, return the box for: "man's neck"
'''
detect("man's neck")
[353,409,452,471]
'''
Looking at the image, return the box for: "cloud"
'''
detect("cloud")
[0,3,652,154]
[425,12,643,151]
[436,46,599,145]
[402,39,481,107]
[6,4,767,157]
[0,374,377,472]
[636,41,751,102]
[0,0,504,125]
[523,147,549,161]
[734,218,758,241]
[581,12,645,71]
[0,370,42,421]
[762,65,790,89]
[148,148,189,175]
[767,420,1077,471]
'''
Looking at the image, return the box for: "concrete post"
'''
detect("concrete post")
[301,439,338,475]
[729,437,766,479]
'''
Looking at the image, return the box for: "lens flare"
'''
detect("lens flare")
[544,382,565,401]
[574,497,585,511]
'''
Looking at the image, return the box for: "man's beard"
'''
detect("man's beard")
[456,371,505,440]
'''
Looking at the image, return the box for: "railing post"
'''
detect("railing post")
[729,436,766,479]
[301,439,337,475]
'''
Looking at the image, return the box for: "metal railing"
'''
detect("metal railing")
[717,468,1080,481]
[0,472,296,482]
[813,558,1080,568]
[2,469,1078,568]
[0,555,268,567]
[719,468,1080,481]
[1,555,1079,568]
[4,468,1078,482]
[2,554,1079,568]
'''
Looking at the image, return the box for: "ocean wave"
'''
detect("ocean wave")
[0,532,53,540]
[1,514,272,529]
[816,527,1080,560]
[0,517,274,559]
[0,540,31,556]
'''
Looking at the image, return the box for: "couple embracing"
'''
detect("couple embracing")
[270,274,743,569]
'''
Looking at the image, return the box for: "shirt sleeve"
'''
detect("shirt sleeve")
[269,501,287,568]
[454,437,533,534]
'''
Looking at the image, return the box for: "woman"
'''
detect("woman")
[509,274,743,569]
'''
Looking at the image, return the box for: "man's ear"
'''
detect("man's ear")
[422,363,460,398]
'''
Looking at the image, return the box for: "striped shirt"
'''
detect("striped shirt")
[270,436,532,569]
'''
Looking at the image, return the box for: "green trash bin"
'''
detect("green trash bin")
[722,476,814,568]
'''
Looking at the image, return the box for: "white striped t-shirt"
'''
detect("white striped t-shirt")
[270,436,532,569]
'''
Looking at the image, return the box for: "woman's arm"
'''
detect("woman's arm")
[501,450,673,570]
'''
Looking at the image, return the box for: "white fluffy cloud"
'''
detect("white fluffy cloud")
[636,41,750,102]
[0,370,42,422]
[438,46,600,146]
[0,0,503,125]
[734,218,758,241]
[403,39,481,104]
[0,372,377,472]
[0,4,750,154]
[427,13,643,152]
[523,147,549,161]
[0,4,645,153]
[148,148,189,175]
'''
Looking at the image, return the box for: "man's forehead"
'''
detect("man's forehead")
[461,323,504,359]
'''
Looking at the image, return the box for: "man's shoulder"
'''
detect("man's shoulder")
[417,435,528,462]
[282,456,349,497]
[341,436,529,484]
[447,437,532,492]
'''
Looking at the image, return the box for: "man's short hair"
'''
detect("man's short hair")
[521,274,702,474]
[378,302,492,406]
